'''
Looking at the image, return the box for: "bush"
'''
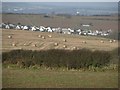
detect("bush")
[110,48,119,64]
[92,51,111,67]
[2,49,112,69]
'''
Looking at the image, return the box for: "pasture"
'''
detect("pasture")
[2,65,118,88]
[2,29,118,52]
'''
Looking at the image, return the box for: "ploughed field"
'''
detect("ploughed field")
[2,13,118,31]
[2,29,118,52]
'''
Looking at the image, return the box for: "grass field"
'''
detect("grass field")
[2,29,118,52]
[2,65,118,88]
[2,30,118,88]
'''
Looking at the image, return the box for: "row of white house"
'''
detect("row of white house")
[0,23,112,36]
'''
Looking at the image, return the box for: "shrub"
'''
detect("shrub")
[2,49,112,69]
[92,50,111,67]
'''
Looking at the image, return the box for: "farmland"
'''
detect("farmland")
[2,14,118,88]
[2,65,118,88]
[2,13,118,31]
[2,29,118,88]
[2,29,118,52]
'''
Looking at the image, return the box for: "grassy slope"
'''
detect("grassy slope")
[2,30,118,88]
[2,29,118,52]
[3,67,118,88]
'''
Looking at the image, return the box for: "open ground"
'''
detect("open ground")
[2,14,118,31]
[2,29,118,88]
[2,14,118,88]
[2,65,118,88]
[2,29,118,52]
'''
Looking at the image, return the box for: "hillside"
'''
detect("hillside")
[2,29,118,52]
[2,13,118,31]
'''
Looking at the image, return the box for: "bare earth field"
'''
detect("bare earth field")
[2,13,118,31]
[2,29,118,52]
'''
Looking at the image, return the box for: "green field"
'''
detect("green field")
[3,65,118,88]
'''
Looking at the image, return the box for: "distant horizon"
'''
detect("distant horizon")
[2,2,118,16]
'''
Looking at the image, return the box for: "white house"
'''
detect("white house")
[5,25,10,29]
[102,33,109,36]
[62,28,71,34]
[52,27,60,32]
[52,27,61,33]
[68,28,74,33]
[46,27,53,32]
[78,31,82,35]
[9,24,15,29]
[20,25,24,30]
[39,26,45,32]
[16,25,21,30]
[82,24,90,27]
[36,27,40,31]
[76,29,81,32]
[31,26,36,31]
[23,26,29,30]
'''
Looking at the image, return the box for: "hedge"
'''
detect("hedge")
[2,49,111,69]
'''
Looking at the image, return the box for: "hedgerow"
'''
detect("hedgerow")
[2,49,112,69]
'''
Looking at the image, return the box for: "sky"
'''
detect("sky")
[1,0,120,2]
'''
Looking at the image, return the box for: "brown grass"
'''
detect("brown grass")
[2,66,118,88]
[2,13,118,31]
[2,29,118,52]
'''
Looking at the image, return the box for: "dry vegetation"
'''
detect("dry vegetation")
[3,67,118,88]
[2,14,118,88]
[2,13,118,31]
[2,29,118,52]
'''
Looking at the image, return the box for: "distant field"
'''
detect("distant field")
[2,29,118,52]
[2,13,118,31]
[2,66,118,88]
[2,30,118,51]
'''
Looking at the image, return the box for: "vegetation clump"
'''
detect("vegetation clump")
[2,48,113,69]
